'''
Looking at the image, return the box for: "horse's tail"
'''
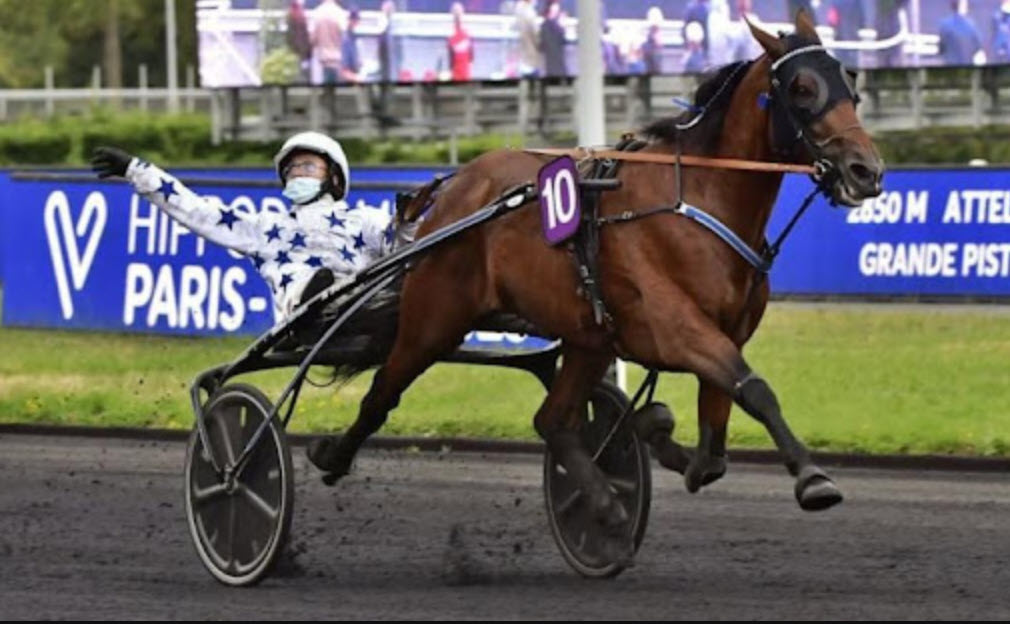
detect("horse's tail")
[395,174,455,228]
[311,274,403,386]
[320,175,455,384]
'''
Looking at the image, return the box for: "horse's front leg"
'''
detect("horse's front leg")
[619,298,842,511]
[633,400,693,475]
[632,380,729,493]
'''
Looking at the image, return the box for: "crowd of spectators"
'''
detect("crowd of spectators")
[278,0,1010,87]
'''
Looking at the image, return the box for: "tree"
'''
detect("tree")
[105,0,123,88]
[0,0,197,89]
[0,0,67,88]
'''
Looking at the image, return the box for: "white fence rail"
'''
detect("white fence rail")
[0,88,211,120]
[1,68,1008,143]
[206,68,1010,144]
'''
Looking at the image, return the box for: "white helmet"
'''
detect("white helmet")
[273,131,350,200]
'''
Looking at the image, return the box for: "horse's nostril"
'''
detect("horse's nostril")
[849,162,875,183]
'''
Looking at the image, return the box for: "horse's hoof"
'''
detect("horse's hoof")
[632,402,674,441]
[600,496,630,529]
[795,465,843,511]
[684,455,726,493]
[321,471,342,487]
[306,436,336,469]
[700,457,727,488]
[307,436,353,483]
[634,403,693,475]
[598,532,635,569]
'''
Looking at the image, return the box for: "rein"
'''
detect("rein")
[524,41,855,274]
[525,147,816,176]
[525,145,826,274]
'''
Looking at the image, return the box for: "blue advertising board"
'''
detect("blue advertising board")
[0,165,452,287]
[770,168,1010,297]
[0,170,446,338]
[1,166,1008,342]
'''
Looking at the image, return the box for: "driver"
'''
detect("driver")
[90,131,394,319]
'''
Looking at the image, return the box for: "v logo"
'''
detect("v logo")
[44,191,108,320]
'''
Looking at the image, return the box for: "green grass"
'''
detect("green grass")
[1,303,1008,456]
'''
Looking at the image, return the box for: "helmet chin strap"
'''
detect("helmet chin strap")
[324,162,347,200]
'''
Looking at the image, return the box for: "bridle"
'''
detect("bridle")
[765,40,865,191]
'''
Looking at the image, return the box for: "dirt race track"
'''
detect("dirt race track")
[0,433,1008,620]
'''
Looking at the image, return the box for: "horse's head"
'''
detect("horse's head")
[748,10,884,207]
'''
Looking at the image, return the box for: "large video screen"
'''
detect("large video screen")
[197,1,1010,88]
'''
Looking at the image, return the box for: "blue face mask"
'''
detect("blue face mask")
[283,177,323,205]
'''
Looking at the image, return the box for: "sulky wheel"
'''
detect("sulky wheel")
[184,383,294,587]
[543,380,652,578]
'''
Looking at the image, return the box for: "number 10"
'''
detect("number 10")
[542,168,578,229]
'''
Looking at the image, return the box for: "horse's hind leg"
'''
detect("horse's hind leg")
[307,274,479,485]
[535,345,635,562]
[683,381,730,493]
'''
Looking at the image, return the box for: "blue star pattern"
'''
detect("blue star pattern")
[383,223,396,246]
[352,232,366,250]
[124,158,397,319]
[217,208,239,230]
[158,178,177,200]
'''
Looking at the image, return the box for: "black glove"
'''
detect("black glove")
[90,146,134,179]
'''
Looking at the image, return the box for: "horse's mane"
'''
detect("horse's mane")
[641,60,754,155]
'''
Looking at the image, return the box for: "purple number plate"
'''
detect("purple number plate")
[538,156,581,245]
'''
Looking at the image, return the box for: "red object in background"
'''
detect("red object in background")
[448,28,474,81]
[827,6,840,27]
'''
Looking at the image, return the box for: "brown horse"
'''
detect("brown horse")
[308,11,884,558]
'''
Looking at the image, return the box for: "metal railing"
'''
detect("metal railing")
[1,67,1008,142]
[207,67,1010,144]
[0,87,211,121]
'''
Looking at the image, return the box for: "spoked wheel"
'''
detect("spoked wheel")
[184,384,294,587]
[543,380,652,578]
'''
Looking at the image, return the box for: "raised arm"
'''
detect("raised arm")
[91,146,262,256]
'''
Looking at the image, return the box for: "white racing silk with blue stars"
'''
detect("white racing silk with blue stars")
[125,158,393,319]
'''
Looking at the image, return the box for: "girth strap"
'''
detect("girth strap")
[567,135,648,329]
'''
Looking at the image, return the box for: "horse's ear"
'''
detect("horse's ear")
[794,7,820,42]
[745,16,786,59]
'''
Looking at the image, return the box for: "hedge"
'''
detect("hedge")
[872,126,1010,166]
[0,109,1005,167]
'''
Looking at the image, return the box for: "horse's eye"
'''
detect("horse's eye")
[789,76,820,109]
[793,83,814,98]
